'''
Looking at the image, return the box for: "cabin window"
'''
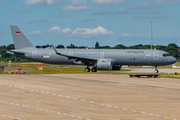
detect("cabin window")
[163,53,171,57]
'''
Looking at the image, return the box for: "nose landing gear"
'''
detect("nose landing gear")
[154,66,159,73]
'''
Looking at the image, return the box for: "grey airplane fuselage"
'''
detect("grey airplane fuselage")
[8,25,177,72]
[10,47,176,66]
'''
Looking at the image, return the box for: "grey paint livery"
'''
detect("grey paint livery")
[7,26,177,72]
[10,26,34,49]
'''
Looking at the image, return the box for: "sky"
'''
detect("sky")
[0,0,180,47]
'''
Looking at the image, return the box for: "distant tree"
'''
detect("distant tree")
[57,45,65,48]
[165,43,179,59]
[35,45,41,48]
[15,57,21,62]
[154,45,166,50]
[141,45,151,49]
[78,46,87,49]
[95,42,100,49]
[136,44,143,47]
[128,46,139,49]
[0,45,6,50]
[128,44,144,49]
[42,44,51,48]
[6,44,15,50]
[168,43,178,49]
[165,46,178,58]
[178,48,180,58]
[36,44,51,48]
[0,45,6,55]
[67,44,76,48]
[36,44,52,48]
[1,52,11,59]
[101,45,111,49]
[113,44,126,49]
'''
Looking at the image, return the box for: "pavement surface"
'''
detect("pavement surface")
[0,74,180,120]
[123,68,180,73]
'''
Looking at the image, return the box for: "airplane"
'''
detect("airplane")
[7,26,177,73]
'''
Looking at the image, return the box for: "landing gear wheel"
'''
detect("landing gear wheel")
[154,70,159,73]
[85,68,90,72]
[92,68,97,72]
[154,66,159,73]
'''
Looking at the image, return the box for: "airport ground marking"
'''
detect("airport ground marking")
[80,99,86,102]
[59,94,63,97]
[114,106,119,108]
[107,104,112,107]
[72,97,78,100]
[1,114,26,120]
[0,100,90,120]
[65,96,70,99]
[0,82,178,120]
[89,101,95,104]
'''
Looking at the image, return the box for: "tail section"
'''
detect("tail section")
[10,25,34,49]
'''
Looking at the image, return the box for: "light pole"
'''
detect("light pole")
[150,21,153,50]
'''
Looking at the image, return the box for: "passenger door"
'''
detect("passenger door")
[153,51,158,60]
[32,50,37,58]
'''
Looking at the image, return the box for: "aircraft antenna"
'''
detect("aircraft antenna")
[150,21,153,50]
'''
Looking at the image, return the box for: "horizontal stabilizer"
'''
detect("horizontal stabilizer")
[7,50,24,54]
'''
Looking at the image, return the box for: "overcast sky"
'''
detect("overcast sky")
[1,0,180,47]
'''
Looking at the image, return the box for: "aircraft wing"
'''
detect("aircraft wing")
[52,45,97,65]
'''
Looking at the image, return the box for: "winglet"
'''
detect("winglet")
[52,45,66,56]
[52,45,59,54]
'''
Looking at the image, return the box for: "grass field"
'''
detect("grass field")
[1,62,180,79]
[0,63,131,74]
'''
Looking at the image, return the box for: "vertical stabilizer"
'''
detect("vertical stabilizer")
[10,26,34,49]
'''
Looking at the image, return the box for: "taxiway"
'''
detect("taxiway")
[0,74,180,120]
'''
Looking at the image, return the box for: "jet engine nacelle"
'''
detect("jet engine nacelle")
[112,65,122,70]
[96,60,113,70]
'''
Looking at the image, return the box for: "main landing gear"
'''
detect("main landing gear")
[84,67,97,72]
[154,66,159,73]
[92,68,97,72]
[84,67,90,72]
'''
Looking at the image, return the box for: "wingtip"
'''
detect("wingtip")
[10,25,18,27]
[52,45,56,50]
[52,45,59,54]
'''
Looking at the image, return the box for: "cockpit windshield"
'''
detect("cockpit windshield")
[163,53,171,57]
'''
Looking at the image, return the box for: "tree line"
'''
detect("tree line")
[0,42,180,62]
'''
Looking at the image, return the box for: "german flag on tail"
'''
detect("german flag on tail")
[16,32,20,35]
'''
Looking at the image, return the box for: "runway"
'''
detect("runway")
[0,74,180,120]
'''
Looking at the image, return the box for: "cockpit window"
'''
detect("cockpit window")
[163,53,171,57]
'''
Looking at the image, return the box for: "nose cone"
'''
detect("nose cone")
[172,57,177,64]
